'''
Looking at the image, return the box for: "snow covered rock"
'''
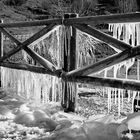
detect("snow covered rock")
[117,112,140,139]
[14,111,35,126]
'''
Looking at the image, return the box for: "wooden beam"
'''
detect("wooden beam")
[0,25,58,73]
[74,24,132,51]
[62,13,78,112]
[63,75,140,91]
[65,12,140,25]
[0,24,55,62]
[0,20,3,57]
[0,19,3,87]
[65,45,140,76]
[0,62,55,75]
[0,18,61,28]
[23,47,57,72]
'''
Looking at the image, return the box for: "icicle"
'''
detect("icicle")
[121,89,124,110]
[127,90,131,103]
[118,89,121,116]
[107,88,110,113]
[132,91,137,113]
[1,26,63,105]
[115,88,117,105]
[108,87,112,113]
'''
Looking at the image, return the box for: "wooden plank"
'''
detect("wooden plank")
[65,12,140,25]
[63,75,140,91]
[62,13,78,112]
[0,24,55,62]
[24,47,57,73]
[0,20,3,57]
[65,45,140,76]
[0,20,3,87]
[0,18,61,28]
[0,62,55,75]
[67,14,77,112]
[74,24,132,51]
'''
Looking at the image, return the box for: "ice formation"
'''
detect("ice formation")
[1,26,63,104]
[107,22,140,115]
[1,20,140,115]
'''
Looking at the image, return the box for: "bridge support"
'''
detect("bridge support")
[0,19,3,87]
[61,13,78,112]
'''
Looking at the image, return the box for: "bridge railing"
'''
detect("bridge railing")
[0,12,140,111]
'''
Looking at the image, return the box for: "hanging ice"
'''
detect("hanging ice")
[108,22,140,114]
[1,26,63,104]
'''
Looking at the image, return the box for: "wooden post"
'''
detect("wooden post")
[0,19,3,87]
[61,13,78,112]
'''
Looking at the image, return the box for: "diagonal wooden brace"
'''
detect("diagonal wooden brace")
[66,45,140,76]
[74,24,132,51]
[0,24,58,73]
[0,24,55,62]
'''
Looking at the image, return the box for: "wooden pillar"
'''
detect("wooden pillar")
[0,19,3,87]
[61,13,78,112]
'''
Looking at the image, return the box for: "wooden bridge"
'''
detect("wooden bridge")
[0,12,140,112]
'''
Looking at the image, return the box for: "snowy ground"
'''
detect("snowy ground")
[0,89,139,140]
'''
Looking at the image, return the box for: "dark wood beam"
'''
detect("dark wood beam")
[65,13,140,25]
[0,24,54,61]
[0,18,61,28]
[65,45,140,76]
[74,24,132,51]
[0,62,55,75]
[24,47,57,72]
[63,75,140,91]
[0,20,3,57]
[0,24,58,73]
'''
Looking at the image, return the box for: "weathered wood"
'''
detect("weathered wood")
[0,25,57,73]
[0,62,55,75]
[65,12,140,25]
[63,75,140,91]
[62,13,78,112]
[24,47,57,72]
[0,20,3,87]
[74,24,132,51]
[0,20,3,57]
[0,18,61,28]
[0,27,20,45]
[67,13,77,112]
[0,24,55,62]
[66,45,140,76]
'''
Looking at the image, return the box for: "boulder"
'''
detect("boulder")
[14,111,35,126]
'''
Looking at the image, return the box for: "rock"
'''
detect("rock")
[87,114,115,124]
[33,110,49,122]
[0,106,11,116]
[38,117,58,131]
[56,111,85,122]
[50,127,87,140]
[51,112,68,121]
[55,119,73,131]
[14,112,35,126]
[82,121,120,140]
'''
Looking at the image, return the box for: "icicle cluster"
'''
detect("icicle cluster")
[106,22,140,115]
[1,26,64,104]
[1,67,62,104]
[76,30,97,68]
[61,26,78,107]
